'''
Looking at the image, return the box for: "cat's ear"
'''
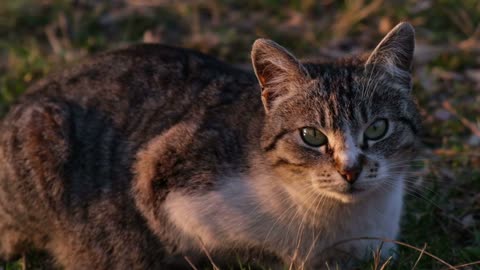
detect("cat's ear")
[251,39,309,111]
[365,22,415,91]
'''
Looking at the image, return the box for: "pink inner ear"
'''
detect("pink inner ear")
[259,75,267,86]
[261,90,269,99]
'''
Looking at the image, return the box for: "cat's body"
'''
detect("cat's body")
[0,23,420,269]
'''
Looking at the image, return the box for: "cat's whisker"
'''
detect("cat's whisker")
[301,194,326,264]
[383,179,442,210]
[288,186,328,265]
[293,192,318,246]
[261,186,318,250]
[272,183,318,249]
[301,195,328,266]
[283,186,317,232]
[387,173,445,190]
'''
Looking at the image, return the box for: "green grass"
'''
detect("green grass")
[1,0,479,269]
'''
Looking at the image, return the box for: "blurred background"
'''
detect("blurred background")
[0,0,479,269]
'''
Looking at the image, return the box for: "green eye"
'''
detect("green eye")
[365,119,388,140]
[300,127,328,147]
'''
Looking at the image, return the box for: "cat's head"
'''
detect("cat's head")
[251,22,420,203]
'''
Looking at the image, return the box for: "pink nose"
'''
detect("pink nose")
[339,167,362,184]
[335,154,365,184]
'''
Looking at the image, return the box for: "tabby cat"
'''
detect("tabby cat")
[0,22,420,269]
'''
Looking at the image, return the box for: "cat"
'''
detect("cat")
[0,22,420,269]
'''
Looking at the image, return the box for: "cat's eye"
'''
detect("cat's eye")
[300,127,328,147]
[365,119,388,140]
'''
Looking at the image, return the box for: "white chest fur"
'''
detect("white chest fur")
[163,174,404,267]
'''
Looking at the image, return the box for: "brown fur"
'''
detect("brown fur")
[0,44,262,269]
[0,23,420,269]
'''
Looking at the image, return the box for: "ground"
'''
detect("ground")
[0,0,479,269]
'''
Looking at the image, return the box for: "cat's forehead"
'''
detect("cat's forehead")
[303,62,362,101]
[290,62,406,130]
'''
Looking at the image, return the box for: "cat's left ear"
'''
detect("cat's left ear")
[365,22,415,92]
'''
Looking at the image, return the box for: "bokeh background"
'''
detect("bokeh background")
[0,0,479,269]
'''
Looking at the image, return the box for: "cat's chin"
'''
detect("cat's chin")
[318,188,370,204]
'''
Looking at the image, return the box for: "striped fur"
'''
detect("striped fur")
[0,23,420,269]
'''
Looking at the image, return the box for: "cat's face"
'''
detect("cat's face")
[252,22,420,203]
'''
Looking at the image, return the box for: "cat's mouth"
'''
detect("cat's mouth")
[329,183,366,194]
[345,186,365,193]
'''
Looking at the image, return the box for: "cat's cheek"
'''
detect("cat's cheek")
[274,166,307,183]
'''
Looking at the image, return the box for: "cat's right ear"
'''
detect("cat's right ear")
[365,22,415,92]
[251,39,308,112]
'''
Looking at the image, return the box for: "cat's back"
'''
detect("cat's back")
[0,44,260,203]
[21,44,258,143]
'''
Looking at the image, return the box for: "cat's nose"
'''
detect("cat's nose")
[338,166,362,184]
[335,153,365,184]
